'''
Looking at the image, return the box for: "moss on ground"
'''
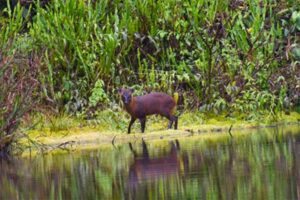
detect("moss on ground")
[18,110,300,156]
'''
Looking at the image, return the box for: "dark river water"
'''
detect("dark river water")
[1,126,300,199]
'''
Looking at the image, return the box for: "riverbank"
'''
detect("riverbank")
[21,111,300,155]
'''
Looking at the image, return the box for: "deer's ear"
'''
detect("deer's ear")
[130,88,134,93]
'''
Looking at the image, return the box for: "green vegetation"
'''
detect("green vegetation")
[0,0,299,155]
[20,111,298,155]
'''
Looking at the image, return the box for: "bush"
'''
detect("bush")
[1,0,299,119]
[0,2,38,156]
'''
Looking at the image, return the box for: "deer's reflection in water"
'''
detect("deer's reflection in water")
[128,139,181,188]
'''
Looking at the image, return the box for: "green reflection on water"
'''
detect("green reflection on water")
[0,126,300,199]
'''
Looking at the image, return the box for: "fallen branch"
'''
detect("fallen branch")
[56,140,76,151]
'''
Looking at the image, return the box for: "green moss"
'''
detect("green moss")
[21,123,300,158]
[20,110,299,156]
[26,110,300,135]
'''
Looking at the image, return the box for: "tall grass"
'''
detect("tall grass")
[2,0,299,116]
[0,2,38,156]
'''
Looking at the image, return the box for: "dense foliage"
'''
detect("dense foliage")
[0,3,39,155]
[28,0,300,115]
[0,0,299,154]
[2,0,300,112]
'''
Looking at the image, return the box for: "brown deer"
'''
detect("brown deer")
[118,88,178,133]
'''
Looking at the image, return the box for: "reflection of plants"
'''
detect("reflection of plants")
[2,128,297,199]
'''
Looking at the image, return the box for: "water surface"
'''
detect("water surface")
[1,126,300,199]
